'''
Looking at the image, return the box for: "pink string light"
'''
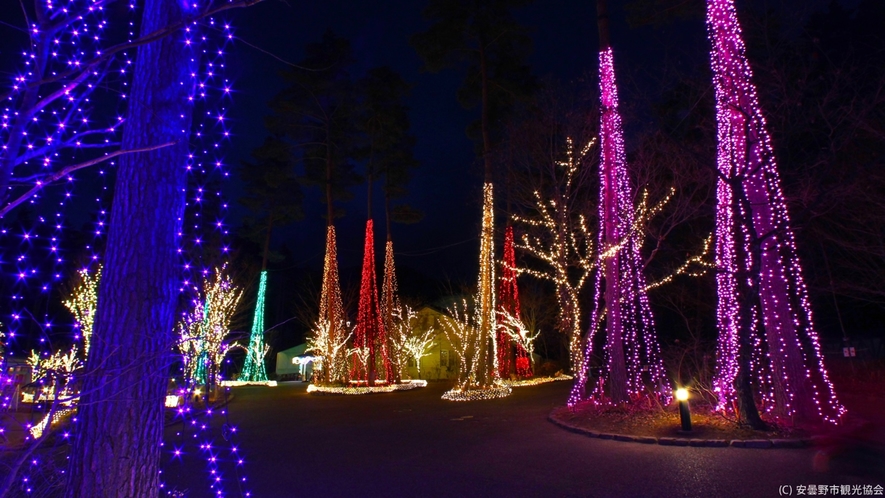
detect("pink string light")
[569,47,669,407]
[707,0,844,424]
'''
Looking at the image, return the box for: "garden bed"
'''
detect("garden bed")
[551,401,810,445]
[442,383,512,401]
[307,379,427,395]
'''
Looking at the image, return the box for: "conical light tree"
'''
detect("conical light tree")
[352,219,391,385]
[706,0,843,426]
[381,238,402,382]
[570,1,669,406]
[317,225,347,385]
[497,226,531,378]
[476,182,499,387]
[238,136,304,382]
[240,270,268,381]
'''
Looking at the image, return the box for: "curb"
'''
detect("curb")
[548,412,813,449]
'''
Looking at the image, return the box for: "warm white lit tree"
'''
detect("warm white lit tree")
[512,138,598,373]
[26,347,80,397]
[514,137,708,378]
[177,265,244,392]
[440,299,480,389]
[63,265,101,359]
[497,310,540,371]
[306,318,352,385]
[176,307,205,389]
[388,305,436,379]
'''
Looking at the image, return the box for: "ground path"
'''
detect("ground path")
[162,381,879,497]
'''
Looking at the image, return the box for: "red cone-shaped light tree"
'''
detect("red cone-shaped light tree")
[352,219,391,385]
[497,226,531,378]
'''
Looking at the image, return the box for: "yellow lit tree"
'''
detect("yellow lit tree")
[306,318,352,384]
[63,265,102,359]
[387,305,436,380]
[177,265,244,392]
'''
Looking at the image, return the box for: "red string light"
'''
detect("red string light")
[497,226,530,378]
[352,220,391,385]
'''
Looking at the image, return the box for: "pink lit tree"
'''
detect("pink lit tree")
[706,0,844,427]
[569,1,669,406]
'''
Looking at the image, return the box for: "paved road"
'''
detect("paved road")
[162,381,880,497]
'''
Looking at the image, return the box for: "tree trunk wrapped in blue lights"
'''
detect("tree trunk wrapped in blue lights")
[66,0,195,494]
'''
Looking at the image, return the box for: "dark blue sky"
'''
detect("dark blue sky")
[0,0,846,283]
[225,0,676,281]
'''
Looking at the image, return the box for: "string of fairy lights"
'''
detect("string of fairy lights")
[352,219,392,384]
[0,2,128,491]
[569,47,670,408]
[0,0,119,358]
[160,6,256,495]
[512,138,596,381]
[706,0,843,424]
[0,0,254,494]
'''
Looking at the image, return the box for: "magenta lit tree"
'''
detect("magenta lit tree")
[707,0,844,426]
[569,6,669,405]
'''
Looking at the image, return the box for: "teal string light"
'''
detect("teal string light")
[192,297,212,387]
[240,270,268,381]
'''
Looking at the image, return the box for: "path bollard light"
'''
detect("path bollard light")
[676,388,692,432]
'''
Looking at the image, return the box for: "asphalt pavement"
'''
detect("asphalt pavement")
[161,381,882,497]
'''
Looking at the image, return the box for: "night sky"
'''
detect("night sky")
[0,0,873,348]
[223,0,680,281]
[222,0,856,281]
[0,0,847,282]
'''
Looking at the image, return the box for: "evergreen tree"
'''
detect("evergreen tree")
[411,0,537,182]
[239,136,304,270]
[266,29,363,223]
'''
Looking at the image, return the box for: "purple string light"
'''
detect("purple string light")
[569,47,670,407]
[707,0,844,424]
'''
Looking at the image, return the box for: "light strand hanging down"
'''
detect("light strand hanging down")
[569,47,670,407]
[706,0,843,424]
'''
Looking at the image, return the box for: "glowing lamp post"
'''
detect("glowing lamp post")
[676,388,692,432]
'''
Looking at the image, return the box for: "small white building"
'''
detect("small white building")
[275,343,316,381]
